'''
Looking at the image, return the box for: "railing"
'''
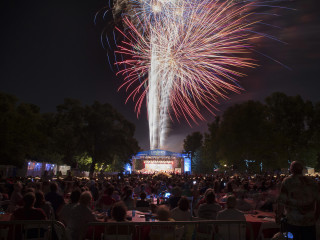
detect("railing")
[87,220,254,240]
[0,219,254,240]
[0,220,66,240]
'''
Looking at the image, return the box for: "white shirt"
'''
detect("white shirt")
[216,208,246,240]
[67,204,97,240]
[171,207,192,221]
[198,203,221,220]
[59,203,77,226]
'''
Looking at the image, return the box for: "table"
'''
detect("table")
[0,213,11,221]
[86,210,155,240]
[245,211,279,240]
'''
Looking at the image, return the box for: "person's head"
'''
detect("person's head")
[203,188,213,197]
[23,192,36,208]
[124,188,133,200]
[25,187,35,193]
[157,205,170,221]
[106,186,114,196]
[50,182,58,192]
[70,189,81,204]
[205,190,216,204]
[226,195,237,209]
[172,186,182,197]
[178,196,190,211]
[140,192,147,200]
[290,161,303,175]
[14,182,22,191]
[79,191,92,206]
[111,201,127,222]
[35,191,45,206]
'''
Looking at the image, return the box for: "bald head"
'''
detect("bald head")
[290,161,303,175]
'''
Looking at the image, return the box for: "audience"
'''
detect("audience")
[11,192,47,220]
[4,169,318,240]
[168,186,182,209]
[45,182,64,218]
[171,196,191,221]
[97,186,116,210]
[122,188,135,210]
[59,189,81,226]
[34,190,55,220]
[198,190,221,220]
[67,191,101,240]
[9,182,23,211]
[157,205,174,221]
[216,195,246,240]
[109,201,128,222]
[136,192,150,207]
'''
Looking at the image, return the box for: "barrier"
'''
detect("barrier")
[0,220,66,240]
[87,220,254,240]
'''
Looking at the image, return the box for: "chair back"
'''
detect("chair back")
[257,222,280,240]
[186,196,194,217]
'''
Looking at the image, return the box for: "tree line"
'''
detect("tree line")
[0,92,140,176]
[184,92,320,173]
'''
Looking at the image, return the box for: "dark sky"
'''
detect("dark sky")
[1,0,320,152]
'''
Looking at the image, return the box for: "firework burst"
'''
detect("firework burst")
[110,0,289,149]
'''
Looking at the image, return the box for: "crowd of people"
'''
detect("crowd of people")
[0,161,319,240]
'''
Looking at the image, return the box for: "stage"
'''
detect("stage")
[132,149,191,174]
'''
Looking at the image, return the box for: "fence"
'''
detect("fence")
[0,220,65,240]
[0,219,254,240]
[87,220,253,240]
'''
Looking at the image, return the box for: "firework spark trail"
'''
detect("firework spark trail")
[113,0,288,149]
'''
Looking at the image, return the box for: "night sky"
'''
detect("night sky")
[1,0,320,153]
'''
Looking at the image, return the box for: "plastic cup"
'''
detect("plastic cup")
[132,210,136,217]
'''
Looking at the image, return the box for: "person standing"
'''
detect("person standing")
[277,161,320,240]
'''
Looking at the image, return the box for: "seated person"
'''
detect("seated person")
[11,192,47,220]
[151,206,183,240]
[109,201,128,222]
[198,190,221,220]
[97,186,116,209]
[45,182,64,218]
[59,189,81,226]
[136,192,150,208]
[216,195,246,240]
[106,201,135,235]
[67,191,102,240]
[171,196,191,221]
[34,190,55,220]
[122,188,135,210]
[168,187,182,210]
[194,188,214,209]
[11,192,47,239]
[157,205,174,221]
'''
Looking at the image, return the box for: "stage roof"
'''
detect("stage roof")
[135,149,184,157]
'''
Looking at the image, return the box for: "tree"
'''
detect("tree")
[0,92,45,167]
[265,92,315,168]
[202,117,220,172]
[53,98,85,168]
[216,100,272,171]
[183,131,203,172]
[82,101,140,177]
[183,132,203,157]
